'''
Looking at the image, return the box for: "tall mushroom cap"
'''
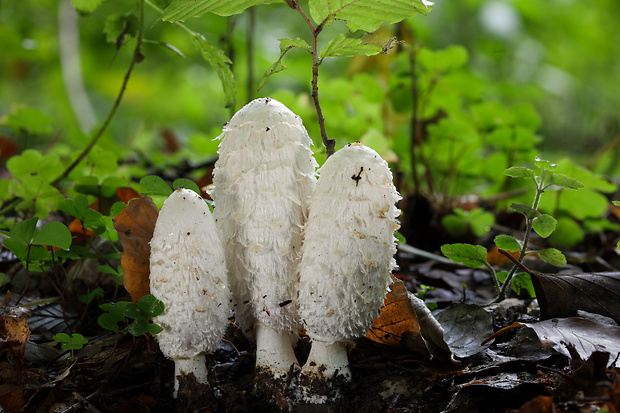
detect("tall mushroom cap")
[299,142,401,344]
[150,188,230,360]
[211,97,318,337]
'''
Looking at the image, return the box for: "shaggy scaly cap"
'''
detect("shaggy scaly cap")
[299,142,401,344]
[150,188,230,359]
[211,97,318,336]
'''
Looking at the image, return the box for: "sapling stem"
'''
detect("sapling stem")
[496,169,547,301]
[287,0,335,157]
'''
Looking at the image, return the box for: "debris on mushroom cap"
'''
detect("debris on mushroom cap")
[211,97,318,339]
[299,142,401,345]
[149,188,230,362]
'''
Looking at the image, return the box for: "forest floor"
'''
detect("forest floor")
[2,247,620,413]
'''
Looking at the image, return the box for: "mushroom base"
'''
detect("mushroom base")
[173,355,209,397]
[302,340,352,380]
[255,324,300,378]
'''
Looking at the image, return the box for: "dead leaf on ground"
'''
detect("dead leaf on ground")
[0,291,31,359]
[490,318,620,368]
[436,303,494,358]
[113,196,159,303]
[366,280,427,356]
[529,271,620,325]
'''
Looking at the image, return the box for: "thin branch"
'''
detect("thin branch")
[287,0,335,157]
[52,0,145,186]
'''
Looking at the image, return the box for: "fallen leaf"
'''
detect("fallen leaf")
[436,303,494,358]
[113,196,159,303]
[512,395,555,413]
[407,290,453,361]
[366,280,427,356]
[529,272,620,324]
[491,318,620,368]
[0,291,31,359]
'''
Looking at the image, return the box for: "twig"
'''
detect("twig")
[287,0,335,157]
[52,0,145,186]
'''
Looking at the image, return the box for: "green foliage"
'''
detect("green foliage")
[79,288,105,304]
[98,294,164,336]
[442,158,583,301]
[53,333,88,351]
[442,208,494,238]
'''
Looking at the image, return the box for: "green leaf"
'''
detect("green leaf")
[320,31,383,58]
[548,217,584,247]
[538,248,567,266]
[613,201,620,207]
[79,288,104,304]
[494,235,520,252]
[309,0,434,32]
[110,202,127,218]
[147,323,164,335]
[98,304,125,332]
[172,178,201,196]
[0,107,54,135]
[138,294,165,319]
[549,173,584,190]
[33,221,72,249]
[104,13,138,46]
[53,333,88,350]
[417,45,468,73]
[510,203,541,219]
[10,217,38,243]
[6,149,62,183]
[53,333,70,343]
[441,243,488,269]
[504,166,535,180]
[258,37,311,90]
[162,0,280,22]
[511,273,536,298]
[3,238,28,260]
[193,35,236,108]
[139,176,172,197]
[72,0,104,13]
[534,157,556,171]
[532,214,557,238]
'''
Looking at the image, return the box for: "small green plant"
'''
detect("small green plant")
[98,294,164,337]
[53,333,89,362]
[442,207,495,238]
[441,158,584,302]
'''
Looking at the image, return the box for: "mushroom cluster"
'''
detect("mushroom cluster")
[147,98,403,406]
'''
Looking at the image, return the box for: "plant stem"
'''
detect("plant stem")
[52,0,145,186]
[288,0,335,157]
[496,170,546,301]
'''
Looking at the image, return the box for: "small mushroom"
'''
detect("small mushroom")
[298,143,401,398]
[211,97,318,378]
[149,188,230,395]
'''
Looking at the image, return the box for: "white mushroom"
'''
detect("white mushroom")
[211,97,318,378]
[149,188,230,395]
[298,142,401,388]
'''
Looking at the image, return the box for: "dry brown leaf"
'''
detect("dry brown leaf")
[113,196,159,303]
[0,291,31,359]
[366,280,427,356]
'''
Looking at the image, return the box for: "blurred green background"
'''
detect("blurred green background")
[1,0,619,174]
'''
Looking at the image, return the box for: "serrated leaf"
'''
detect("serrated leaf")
[162,0,280,22]
[320,31,383,58]
[441,243,488,269]
[494,235,520,252]
[309,0,433,32]
[534,157,556,171]
[538,248,566,266]
[532,214,557,238]
[258,37,311,90]
[33,221,72,249]
[504,166,535,180]
[193,35,236,108]
[550,173,584,190]
[104,13,138,46]
[510,203,541,219]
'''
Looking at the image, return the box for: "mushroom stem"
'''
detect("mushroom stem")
[302,340,352,381]
[173,355,208,395]
[255,324,299,378]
